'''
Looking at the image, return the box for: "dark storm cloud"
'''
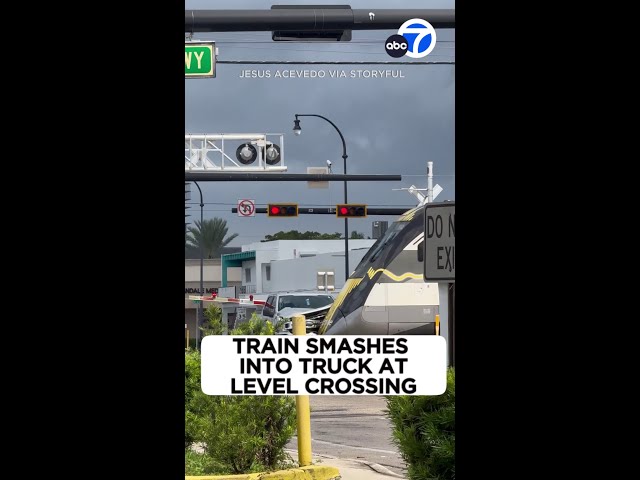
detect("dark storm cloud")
[185,0,454,246]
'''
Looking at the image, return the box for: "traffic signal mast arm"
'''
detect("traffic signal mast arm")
[233,206,407,215]
[185,9,455,32]
[264,204,367,217]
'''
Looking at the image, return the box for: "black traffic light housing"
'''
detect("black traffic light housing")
[271,5,353,42]
[267,203,299,217]
[336,204,367,218]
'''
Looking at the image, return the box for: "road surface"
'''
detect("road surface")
[287,395,407,477]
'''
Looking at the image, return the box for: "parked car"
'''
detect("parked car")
[261,292,335,333]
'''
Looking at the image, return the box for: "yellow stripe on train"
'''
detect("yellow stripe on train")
[367,267,423,282]
[397,206,420,222]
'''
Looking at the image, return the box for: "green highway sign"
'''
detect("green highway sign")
[185,42,215,78]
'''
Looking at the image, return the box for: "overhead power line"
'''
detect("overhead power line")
[218,46,454,55]
[215,40,456,44]
[218,60,455,65]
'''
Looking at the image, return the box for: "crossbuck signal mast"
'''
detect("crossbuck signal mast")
[185,133,287,173]
[393,161,443,206]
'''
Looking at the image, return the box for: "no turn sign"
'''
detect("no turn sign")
[238,199,256,217]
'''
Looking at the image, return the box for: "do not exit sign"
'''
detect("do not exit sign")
[423,202,455,282]
[185,42,215,78]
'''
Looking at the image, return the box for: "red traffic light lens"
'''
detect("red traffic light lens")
[340,207,348,215]
[270,206,280,215]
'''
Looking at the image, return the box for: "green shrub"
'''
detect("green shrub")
[201,304,225,336]
[185,349,202,449]
[199,309,284,337]
[185,449,227,476]
[184,313,295,474]
[385,368,455,480]
[231,313,284,335]
[254,396,296,468]
[193,395,296,474]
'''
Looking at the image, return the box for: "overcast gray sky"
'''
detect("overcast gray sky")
[185,0,455,246]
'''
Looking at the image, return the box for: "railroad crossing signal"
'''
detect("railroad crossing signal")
[267,203,299,217]
[336,204,367,218]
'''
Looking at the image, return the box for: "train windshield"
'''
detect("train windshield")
[352,221,409,276]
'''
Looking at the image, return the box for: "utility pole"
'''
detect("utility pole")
[293,114,350,281]
[427,161,433,203]
[193,182,204,351]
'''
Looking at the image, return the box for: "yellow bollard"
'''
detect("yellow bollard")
[435,314,440,336]
[292,314,312,467]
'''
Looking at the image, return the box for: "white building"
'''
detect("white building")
[220,239,377,295]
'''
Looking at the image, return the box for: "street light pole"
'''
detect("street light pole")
[193,181,204,350]
[293,114,350,281]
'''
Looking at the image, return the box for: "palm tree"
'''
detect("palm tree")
[186,218,238,259]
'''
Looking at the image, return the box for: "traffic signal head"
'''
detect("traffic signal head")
[336,204,367,218]
[267,203,298,217]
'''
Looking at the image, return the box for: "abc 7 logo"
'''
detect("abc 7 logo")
[385,19,437,58]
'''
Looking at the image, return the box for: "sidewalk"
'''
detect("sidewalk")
[289,451,407,480]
